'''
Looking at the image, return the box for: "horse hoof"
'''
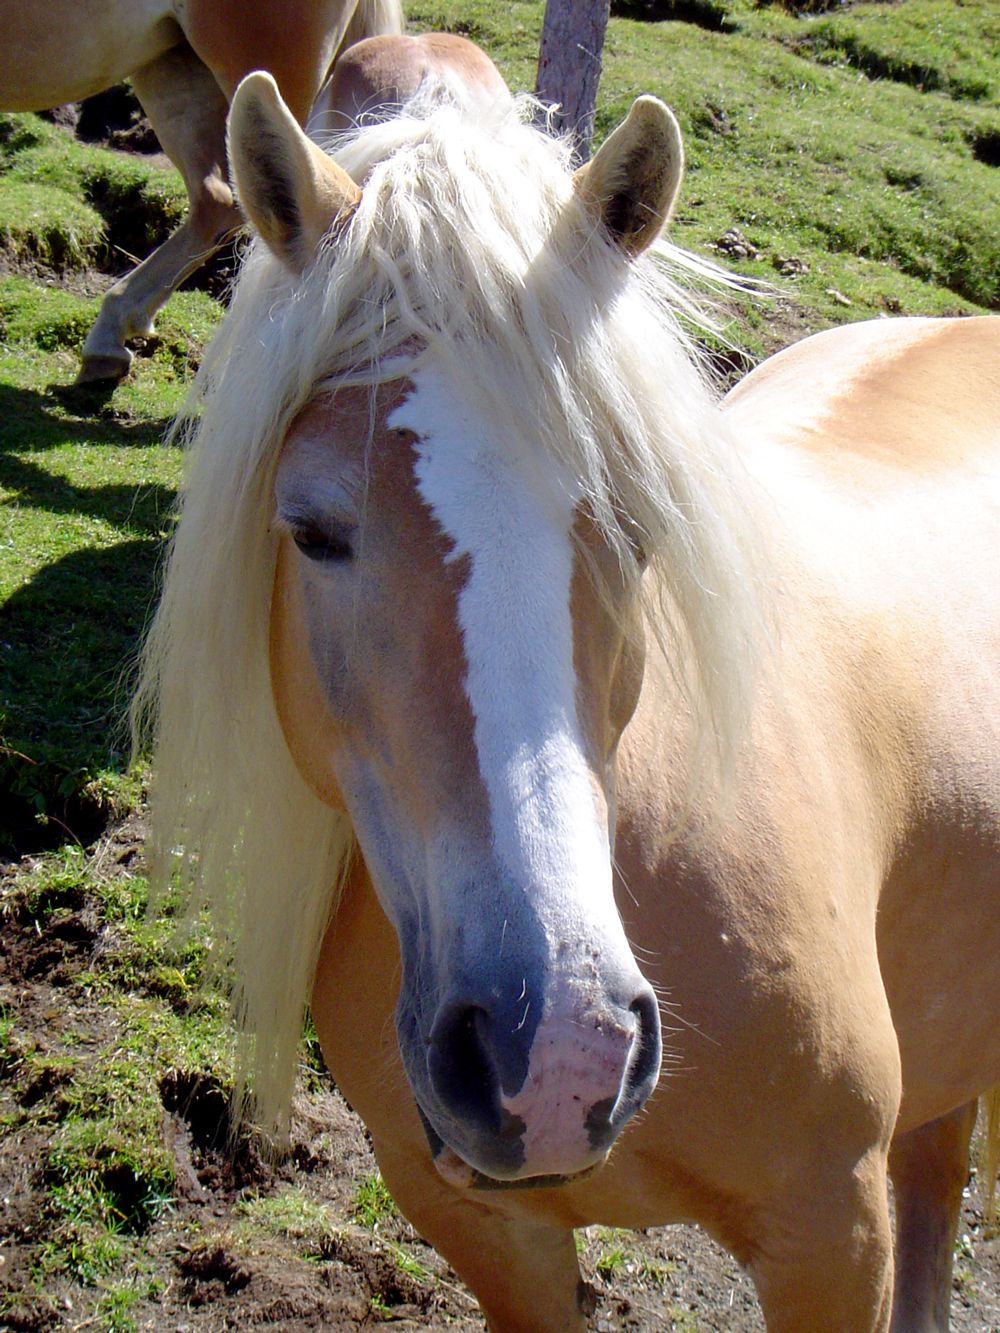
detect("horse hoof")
[75,353,132,385]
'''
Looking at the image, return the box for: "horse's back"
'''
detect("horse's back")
[315,32,510,133]
[0,0,394,121]
[0,0,178,108]
[724,317,1000,684]
[724,315,1000,478]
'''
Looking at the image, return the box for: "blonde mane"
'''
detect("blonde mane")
[134,96,766,1140]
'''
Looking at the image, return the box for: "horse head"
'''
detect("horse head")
[227,75,686,1183]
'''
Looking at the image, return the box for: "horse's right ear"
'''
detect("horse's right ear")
[573,96,684,258]
[228,71,361,272]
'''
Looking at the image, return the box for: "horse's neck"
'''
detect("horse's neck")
[619,318,1000,903]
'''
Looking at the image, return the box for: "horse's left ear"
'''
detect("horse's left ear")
[227,71,361,272]
[573,96,684,258]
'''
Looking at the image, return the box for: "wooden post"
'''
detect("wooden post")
[535,0,611,160]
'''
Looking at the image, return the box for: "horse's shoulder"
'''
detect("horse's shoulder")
[723,316,1000,476]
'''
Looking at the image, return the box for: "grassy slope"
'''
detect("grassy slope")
[411,0,1000,332]
[0,3,998,1327]
[0,273,220,844]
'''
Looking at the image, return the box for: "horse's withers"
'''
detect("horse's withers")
[272,367,660,1182]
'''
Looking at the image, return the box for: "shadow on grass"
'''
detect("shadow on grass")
[0,380,177,852]
[0,447,175,531]
[0,537,163,853]
[0,380,173,454]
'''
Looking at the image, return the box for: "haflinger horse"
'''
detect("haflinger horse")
[310,31,511,137]
[134,67,1000,1333]
[0,0,402,382]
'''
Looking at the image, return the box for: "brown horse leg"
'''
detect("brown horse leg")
[888,1099,978,1332]
[78,44,240,383]
[748,1146,896,1331]
[371,1131,588,1332]
[311,859,586,1331]
[376,1141,586,1327]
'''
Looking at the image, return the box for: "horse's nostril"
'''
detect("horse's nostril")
[626,987,662,1098]
[428,1004,502,1132]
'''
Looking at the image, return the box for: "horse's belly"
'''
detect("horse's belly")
[0,0,179,109]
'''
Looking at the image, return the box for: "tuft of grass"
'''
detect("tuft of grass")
[0,275,96,350]
[596,1242,631,1278]
[0,112,66,163]
[37,1225,127,1287]
[95,1280,153,1333]
[300,1010,334,1092]
[236,1185,338,1251]
[351,1172,398,1230]
[0,116,186,274]
[45,1075,176,1224]
[0,180,105,270]
[0,1005,15,1073]
[389,1242,431,1281]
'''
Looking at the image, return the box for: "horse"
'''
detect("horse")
[311,31,511,137]
[0,0,402,383]
[134,74,1000,1332]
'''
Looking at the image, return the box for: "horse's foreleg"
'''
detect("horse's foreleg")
[78,45,241,383]
[372,1132,589,1332]
[749,1144,896,1333]
[888,1099,977,1332]
[311,860,587,1332]
[738,961,901,1333]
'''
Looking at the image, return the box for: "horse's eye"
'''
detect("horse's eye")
[293,527,354,563]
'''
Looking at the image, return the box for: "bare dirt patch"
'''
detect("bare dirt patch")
[1,820,1000,1330]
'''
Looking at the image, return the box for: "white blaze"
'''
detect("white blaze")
[388,362,616,933]
[390,361,643,1172]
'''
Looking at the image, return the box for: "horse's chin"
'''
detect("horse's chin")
[431,1141,605,1193]
[413,1075,612,1190]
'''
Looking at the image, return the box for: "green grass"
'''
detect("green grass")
[0,278,219,847]
[0,846,235,1304]
[0,111,219,843]
[778,0,1000,105]
[408,0,1000,322]
[597,4,1000,315]
[236,1184,338,1251]
[0,180,106,270]
[352,1171,398,1229]
[96,1280,162,1333]
[0,112,186,271]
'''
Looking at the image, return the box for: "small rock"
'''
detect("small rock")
[776,256,809,276]
[825,287,853,306]
[713,227,759,260]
